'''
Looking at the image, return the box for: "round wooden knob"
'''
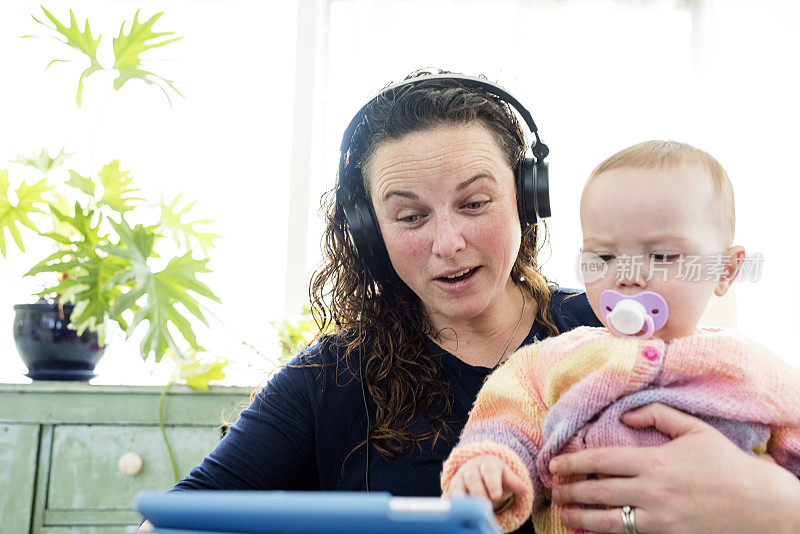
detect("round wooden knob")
[118,452,143,476]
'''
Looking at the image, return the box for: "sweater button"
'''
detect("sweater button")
[643,346,659,361]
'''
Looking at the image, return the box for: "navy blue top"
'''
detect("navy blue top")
[174,289,600,532]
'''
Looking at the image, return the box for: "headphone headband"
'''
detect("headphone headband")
[339,74,545,154]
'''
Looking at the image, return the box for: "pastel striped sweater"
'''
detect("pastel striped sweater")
[440,326,800,533]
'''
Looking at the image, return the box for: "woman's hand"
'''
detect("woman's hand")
[549,403,800,533]
[443,454,528,512]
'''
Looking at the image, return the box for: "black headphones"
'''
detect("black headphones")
[336,73,551,278]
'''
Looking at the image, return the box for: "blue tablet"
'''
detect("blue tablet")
[135,491,501,534]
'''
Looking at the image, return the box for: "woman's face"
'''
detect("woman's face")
[365,123,522,325]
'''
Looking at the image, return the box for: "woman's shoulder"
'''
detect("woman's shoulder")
[253,332,363,410]
[279,331,364,386]
[288,332,351,365]
[546,286,603,332]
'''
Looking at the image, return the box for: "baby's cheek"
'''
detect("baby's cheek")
[666,280,716,328]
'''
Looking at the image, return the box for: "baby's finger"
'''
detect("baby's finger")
[501,466,529,496]
[447,486,466,498]
[444,472,467,498]
[462,467,491,500]
[478,460,504,500]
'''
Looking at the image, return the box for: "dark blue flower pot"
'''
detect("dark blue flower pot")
[13,302,107,381]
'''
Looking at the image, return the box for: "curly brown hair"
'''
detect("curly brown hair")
[309,70,559,458]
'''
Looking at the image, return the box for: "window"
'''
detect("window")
[3,0,798,385]
[1,1,298,384]
[305,0,800,366]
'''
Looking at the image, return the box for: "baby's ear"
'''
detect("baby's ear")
[714,245,746,296]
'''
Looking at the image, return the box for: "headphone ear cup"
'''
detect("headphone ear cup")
[516,157,550,227]
[516,157,537,227]
[535,159,550,219]
[341,194,388,278]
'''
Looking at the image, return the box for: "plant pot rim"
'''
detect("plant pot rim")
[14,302,74,311]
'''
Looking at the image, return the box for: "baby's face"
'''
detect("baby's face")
[580,163,734,341]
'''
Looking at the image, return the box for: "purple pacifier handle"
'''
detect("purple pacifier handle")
[598,290,669,339]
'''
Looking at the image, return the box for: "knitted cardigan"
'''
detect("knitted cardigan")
[440,326,800,533]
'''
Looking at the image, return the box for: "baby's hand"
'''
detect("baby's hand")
[443,454,528,512]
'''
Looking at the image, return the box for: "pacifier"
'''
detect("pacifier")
[599,290,669,339]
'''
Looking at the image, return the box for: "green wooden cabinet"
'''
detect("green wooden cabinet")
[0,381,250,534]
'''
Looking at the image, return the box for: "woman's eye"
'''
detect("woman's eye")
[463,200,488,211]
[398,214,423,224]
[598,254,615,262]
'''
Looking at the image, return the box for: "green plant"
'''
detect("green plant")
[27,6,182,107]
[271,305,328,363]
[1,7,221,366]
[159,349,228,483]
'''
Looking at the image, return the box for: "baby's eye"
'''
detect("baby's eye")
[651,253,681,262]
[598,254,615,262]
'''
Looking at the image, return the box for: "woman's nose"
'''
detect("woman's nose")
[431,216,466,258]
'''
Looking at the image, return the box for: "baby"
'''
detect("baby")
[440,140,800,533]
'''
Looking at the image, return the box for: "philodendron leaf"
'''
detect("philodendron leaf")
[112,11,183,105]
[107,231,221,362]
[104,218,157,264]
[97,160,143,213]
[48,193,78,242]
[32,253,129,344]
[180,360,227,391]
[25,205,125,344]
[26,249,80,277]
[163,348,228,391]
[160,193,220,255]
[176,355,227,391]
[0,170,53,257]
[50,203,105,247]
[273,305,321,363]
[66,251,130,343]
[32,7,103,107]
[101,218,218,361]
[66,170,95,197]
[12,148,74,174]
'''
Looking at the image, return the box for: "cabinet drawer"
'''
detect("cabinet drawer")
[1,424,39,532]
[47,424,221,511]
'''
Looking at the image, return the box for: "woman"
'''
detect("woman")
[142,70,800,533]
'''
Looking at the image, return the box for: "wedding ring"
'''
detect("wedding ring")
[621,505,638,534]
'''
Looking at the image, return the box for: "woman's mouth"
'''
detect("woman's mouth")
[436,267,479,283]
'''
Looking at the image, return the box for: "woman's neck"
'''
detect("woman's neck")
[428,282,538,368]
